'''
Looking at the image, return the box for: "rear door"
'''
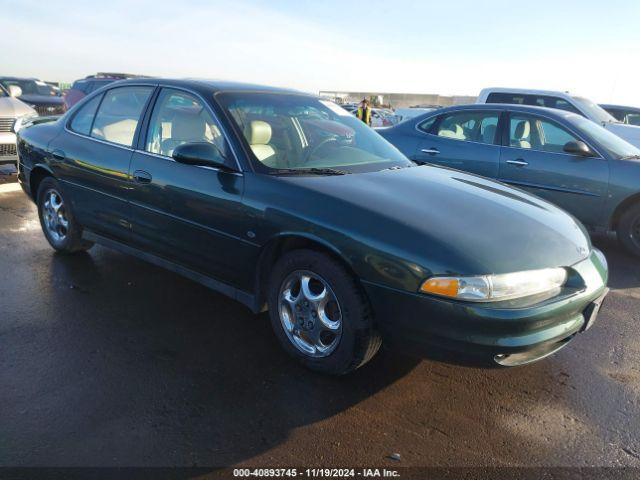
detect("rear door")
[51,85,154,241]
[413,109,502,178]
[498,111,609,227]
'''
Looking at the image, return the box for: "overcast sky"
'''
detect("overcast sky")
[2,0,640,105]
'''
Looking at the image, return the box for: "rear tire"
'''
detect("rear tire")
[617,203,640,257]
[37,177,93,253]
[267,249,381,375]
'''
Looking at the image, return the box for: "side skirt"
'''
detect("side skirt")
[82,230,260,313]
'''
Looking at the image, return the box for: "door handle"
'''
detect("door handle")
[50,150,66,161]
[506,159,529,167]
[133,170,152,183]
[421,148,440,155]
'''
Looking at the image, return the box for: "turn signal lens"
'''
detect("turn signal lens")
[420,278,459,297]
[419,268,567,302]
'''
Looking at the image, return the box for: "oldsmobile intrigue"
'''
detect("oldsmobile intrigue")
[17,79,608,374]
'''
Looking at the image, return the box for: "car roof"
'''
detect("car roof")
[479,87,575,98]
[108,78,310,96]
[601,103,640,112]
[417,102,584,121]
[0,76,40,81]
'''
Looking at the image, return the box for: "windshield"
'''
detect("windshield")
[0,79,59,96]
[0,84,7,98]
[571,115,640,159]
[572,96,617,124]
[217,92,413,174]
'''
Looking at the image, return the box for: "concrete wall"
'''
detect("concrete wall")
[319,91,477,108]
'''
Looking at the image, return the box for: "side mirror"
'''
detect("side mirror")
[172,142,231,169]
[8,85,22,98]
[563,140,594,157]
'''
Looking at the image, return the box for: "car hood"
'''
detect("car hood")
[17,94,64,106]
[606,123,640,148]
[279,165,591,277]
[0,96,37,117]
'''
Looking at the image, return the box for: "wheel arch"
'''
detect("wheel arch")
[254,233,359,312]
[610,192,640,231]
[29,164,55,202]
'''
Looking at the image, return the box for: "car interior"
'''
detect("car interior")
[509,116,576,153]
[436,114,498,144]
[91,88,151,147]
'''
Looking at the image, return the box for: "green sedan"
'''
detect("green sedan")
[16,79,608,374]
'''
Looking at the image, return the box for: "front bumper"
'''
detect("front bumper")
[0,132,18,164]
[363,249,609,367]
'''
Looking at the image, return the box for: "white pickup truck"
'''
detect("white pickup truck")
[477,87,640,148]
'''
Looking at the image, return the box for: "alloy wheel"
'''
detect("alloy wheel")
[42,189,69,243]
[278,270,343,357]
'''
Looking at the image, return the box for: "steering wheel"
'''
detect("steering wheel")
[302,137,340,164]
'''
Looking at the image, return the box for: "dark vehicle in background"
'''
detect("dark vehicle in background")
[16,79,607,374]
[380,103,640,256]
[0,77,66,116]
[601,104,640,126]
[64,73,149,110]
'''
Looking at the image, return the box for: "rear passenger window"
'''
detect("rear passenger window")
[435,111,499,144]
[417,116,437,133]
[91,86,153,147]
[69,94,103,136]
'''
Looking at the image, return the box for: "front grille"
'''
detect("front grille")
[0,143,17,156]
[34,104,64,116]
[0,117,14,133]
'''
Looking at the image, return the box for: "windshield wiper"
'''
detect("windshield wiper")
[621,154,640,160]
[269,167,350,176]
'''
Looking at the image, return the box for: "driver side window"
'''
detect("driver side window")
[145,88,228,158]
[509,114,579,153]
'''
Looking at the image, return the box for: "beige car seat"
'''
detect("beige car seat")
[438,123,465,140]
[513,120,531,149]
[246,120,277,163]
[160,110,208,156]
[482,124,497,144]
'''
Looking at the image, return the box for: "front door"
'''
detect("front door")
[128,87,252,290]
[413,110,502,178]
[498,112,609,227]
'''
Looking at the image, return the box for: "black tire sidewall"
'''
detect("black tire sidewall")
[267,249,374,375]
[618,204,640,257]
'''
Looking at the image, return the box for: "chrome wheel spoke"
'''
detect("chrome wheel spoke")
[41,189,68,243]
[278,269,342,358]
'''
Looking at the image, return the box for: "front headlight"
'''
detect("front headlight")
[13,112,39,133]
[419,268,567,302]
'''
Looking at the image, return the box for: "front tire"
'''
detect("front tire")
[37,177,93,253]
[267,249,381,375]
[617,203,640,257]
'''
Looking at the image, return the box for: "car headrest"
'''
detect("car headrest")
[246,120,272,145]
[171,109,206,141]
[483,124,497,143]
[515,120,530,139]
